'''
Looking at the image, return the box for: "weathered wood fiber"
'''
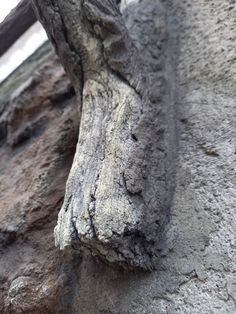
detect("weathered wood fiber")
[32,0,176,269]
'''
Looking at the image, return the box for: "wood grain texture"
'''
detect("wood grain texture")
[32,0,176,270]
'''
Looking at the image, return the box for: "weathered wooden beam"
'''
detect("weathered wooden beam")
[33,0,175,270]
[0,0,36,57]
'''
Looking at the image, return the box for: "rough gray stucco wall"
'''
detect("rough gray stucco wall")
[67,0,236,313]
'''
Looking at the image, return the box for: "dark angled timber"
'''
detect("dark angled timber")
[0,0,36,57]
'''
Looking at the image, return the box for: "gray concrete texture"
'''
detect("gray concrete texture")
[69,0,236,312]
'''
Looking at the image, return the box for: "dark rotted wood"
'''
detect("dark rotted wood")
[0,0,36,56]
